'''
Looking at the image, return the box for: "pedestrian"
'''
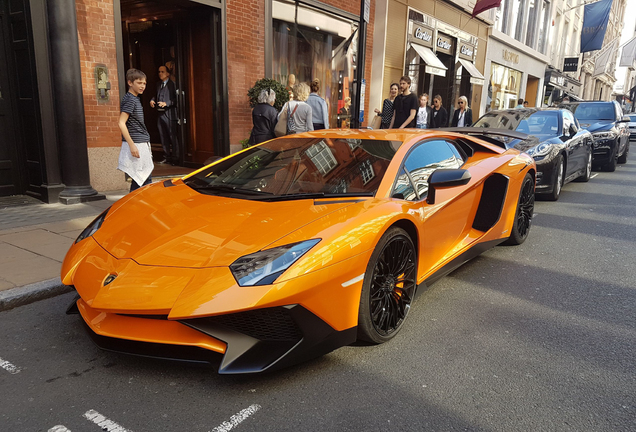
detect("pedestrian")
[416,93,432,129]
[118,68,154,192]
[390,75,418,128]
[306,79,329,130]
[150,65,178,164]
[450,95,472,127]
[429,95,448,128]
[523,100,529,108]
[278,82,313,134]
[248,89,278,145]
[515,98,524,108]
[374,83,399,129]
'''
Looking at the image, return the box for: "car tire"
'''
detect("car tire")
[545,154,564,201]
[604,146,617,172]
[357,227,417,344]
[503,172,534,246]
[575,150,592,182]
[617,143,628,164]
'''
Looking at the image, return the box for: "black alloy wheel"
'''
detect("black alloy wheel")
[504,172,535,246]
[546,154,564,201]
[575,150,592,182]
[357,227,417,344]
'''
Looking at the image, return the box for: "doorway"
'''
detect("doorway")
[120,0,225,168]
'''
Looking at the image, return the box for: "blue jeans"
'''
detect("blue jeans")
[417,124,427,129]
[130,175,152,192]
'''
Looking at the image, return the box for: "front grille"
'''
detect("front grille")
[204,307,302,341]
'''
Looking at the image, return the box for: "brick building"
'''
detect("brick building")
[0,0,375,201]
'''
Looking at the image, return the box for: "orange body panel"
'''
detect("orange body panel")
[62,129,535,371]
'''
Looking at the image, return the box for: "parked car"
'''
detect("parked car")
[62,129,535,374]
[560,101,630,171]
[626,113,636,142]
[471,108,593,201]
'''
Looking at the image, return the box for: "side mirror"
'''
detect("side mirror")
[426,169,472,205]
[569,124,578,137]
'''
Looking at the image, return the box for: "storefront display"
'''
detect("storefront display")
[487,63,522,110]
[272,0,357,128]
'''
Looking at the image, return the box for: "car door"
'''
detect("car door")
[393,139,476,277]
[614,102,628,155]
[562,110,584,176]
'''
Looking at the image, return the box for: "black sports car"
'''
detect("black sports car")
[560,101,630,171]
[472,108,593,201]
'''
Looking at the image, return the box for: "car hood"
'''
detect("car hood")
[510,136,542,152]
[93,181,358,268]
[577,120,613,133]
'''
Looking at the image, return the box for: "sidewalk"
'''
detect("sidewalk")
[0,190,128,311]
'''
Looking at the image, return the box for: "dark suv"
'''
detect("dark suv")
[560,101,630,171]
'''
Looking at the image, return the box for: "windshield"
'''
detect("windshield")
[184,137,403,200]
[566,103,615,121]
[473,110,561,138]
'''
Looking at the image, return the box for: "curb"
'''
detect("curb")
[0,278,74,312]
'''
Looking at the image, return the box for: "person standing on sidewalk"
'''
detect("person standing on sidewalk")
[118,68,154,192]
[150,65,178,165]
[429,95,448,128]
[306,79,329,130]
[389,76,418,129]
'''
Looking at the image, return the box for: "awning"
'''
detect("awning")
[457,58,485,86]
[410,43,447,77]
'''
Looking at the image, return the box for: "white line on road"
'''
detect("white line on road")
[0,356,21,374]
[211,404,262,432]
[48,426,71,432]
[83,410,132,432]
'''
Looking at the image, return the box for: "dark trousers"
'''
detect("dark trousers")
[158,114,178,161]
[130,175,152,192]
[313,123,325,130]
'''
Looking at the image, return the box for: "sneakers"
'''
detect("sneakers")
[158,158,169,164]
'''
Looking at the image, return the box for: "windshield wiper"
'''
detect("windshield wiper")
[261,192,373,202]
[188,184,273,196]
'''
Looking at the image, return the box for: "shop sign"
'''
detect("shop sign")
[563,57,579,72]
[412,25,434,48]
[436,33,454,55]
[502,49,519,64]
[550,74,566,87]
[458,43,475,61]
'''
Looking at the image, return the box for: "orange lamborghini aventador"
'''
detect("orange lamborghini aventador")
[62,128,535,374]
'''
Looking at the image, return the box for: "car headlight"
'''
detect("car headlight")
[230,239,321,286]
[75,207,110,244]
[592,131,614,140]
[525,142,551,157]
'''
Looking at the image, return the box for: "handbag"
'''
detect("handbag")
[371,114,382,129]
[274,103,289,137]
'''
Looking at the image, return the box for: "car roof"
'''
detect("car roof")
[290,128,444,141]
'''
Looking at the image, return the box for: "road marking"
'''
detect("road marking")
[0,356,21,374]
[591,173,599,179]
[48,426,71,432]
[83,410,131,432]
[342,273,364,287]
[211,404,261,432]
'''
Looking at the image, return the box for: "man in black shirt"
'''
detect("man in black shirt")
[390,75,418,128]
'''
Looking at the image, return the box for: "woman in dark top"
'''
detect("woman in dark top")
[374,83,399,129]
[248,89,278,145]
[450,95,473,127]
[429,94,449,128]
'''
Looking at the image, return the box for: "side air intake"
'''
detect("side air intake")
[473,174,509,232]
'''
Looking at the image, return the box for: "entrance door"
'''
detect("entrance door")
[525,76,539,107]
[0,4,23,196]
[121,1,223,166]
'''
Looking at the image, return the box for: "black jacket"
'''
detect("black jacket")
[249,103,278,145]
[430,106,448,128]
[450,108,473,127]
[152,79,178,121]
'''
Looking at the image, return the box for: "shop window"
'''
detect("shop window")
[487,63,522,111]
[272,0,357,129]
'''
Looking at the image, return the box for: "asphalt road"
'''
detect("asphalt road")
[1,159,635,432]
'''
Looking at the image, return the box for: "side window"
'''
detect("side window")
[393,168,417,200]
[397,140,463,200]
